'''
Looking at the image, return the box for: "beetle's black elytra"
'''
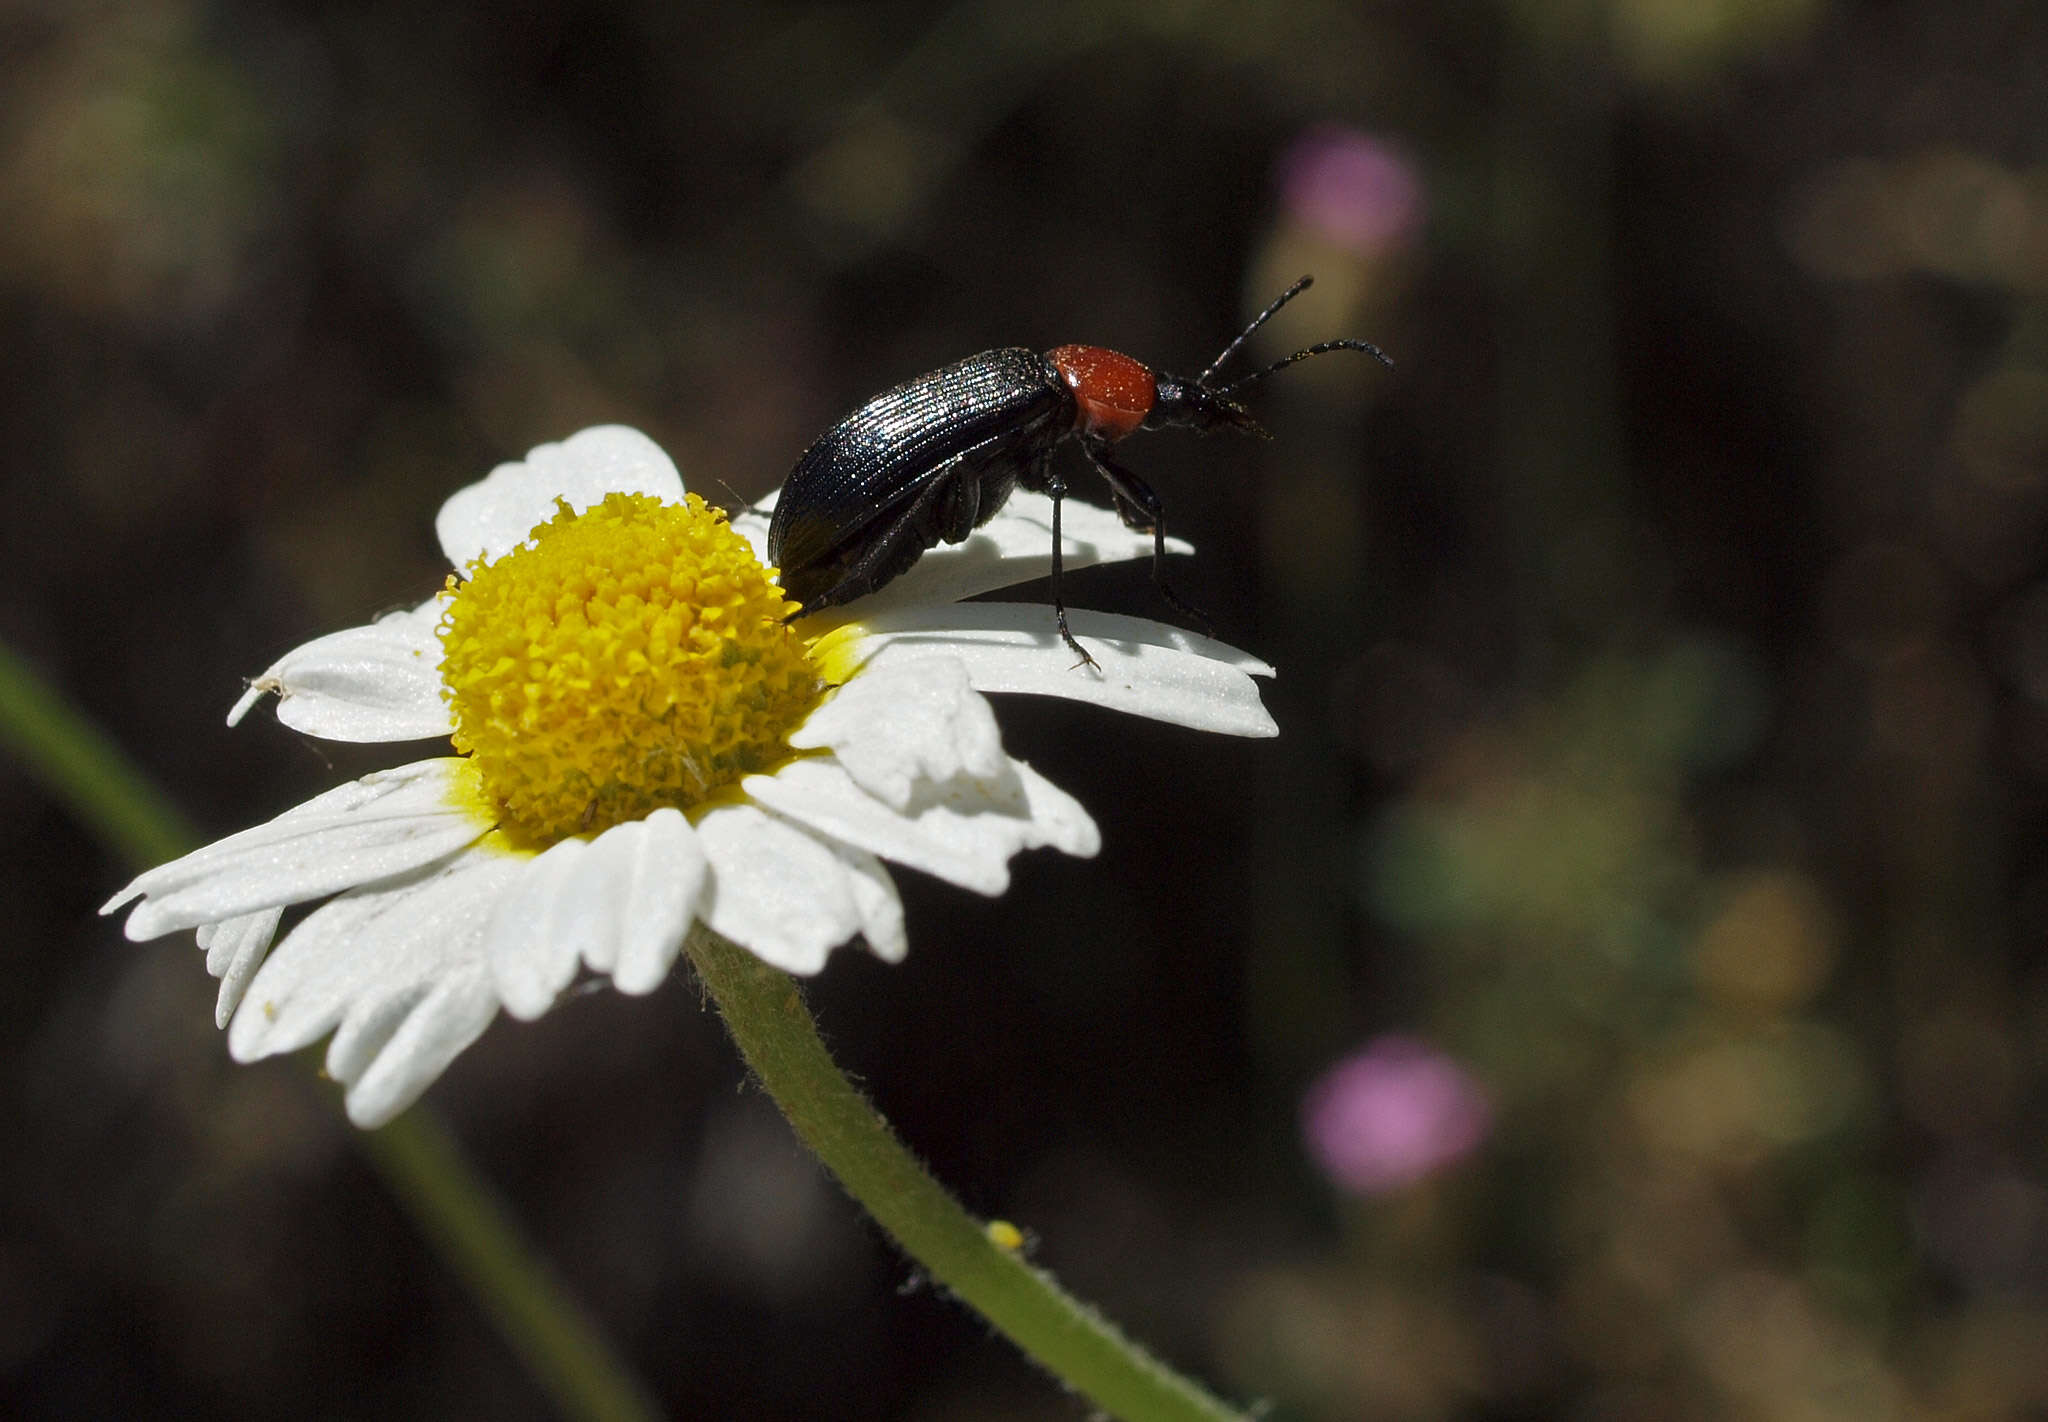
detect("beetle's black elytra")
[766,275,1390,670]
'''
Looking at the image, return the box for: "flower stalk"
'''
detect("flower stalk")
[683,925,1247,1422]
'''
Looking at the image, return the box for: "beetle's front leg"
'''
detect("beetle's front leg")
[1079,438,1214,638]
[1040,456,1100,672]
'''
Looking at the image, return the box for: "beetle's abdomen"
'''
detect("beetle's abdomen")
[769,348,1070,593]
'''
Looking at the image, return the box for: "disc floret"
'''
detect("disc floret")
[438,491,819,844]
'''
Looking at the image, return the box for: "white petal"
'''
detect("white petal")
[696,805,874,975]
[742,760,1007,894]
[344,971,503,1139]
[343,971,502,1128]
[228,889,397,1057]
[228,598,451,741]
[608,809,706,995]
[227,847,524,1128]
[485,809,704,1017]
[743,756,1095,896]
[1012,760,1101,859]
[435,426,686,569]
[483,835,595,1020]
[107,770,404,916]
[196,908,284,1027]
[786,658,1008,811]
[828,492,1192,616]
[837,843,907,963]
[105,759,489,940]
[838,604,1279,738]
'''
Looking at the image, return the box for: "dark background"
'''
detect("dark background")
[7,1,2048,1417]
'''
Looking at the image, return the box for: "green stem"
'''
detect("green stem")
[0,638,663,1422]
[0,639,201,867]
[682,927,1247,1422]
[359,1113,665,1422]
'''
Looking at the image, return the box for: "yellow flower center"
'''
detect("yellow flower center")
[438,491,821,845]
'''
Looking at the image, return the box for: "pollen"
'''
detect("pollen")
[438,491,821,845]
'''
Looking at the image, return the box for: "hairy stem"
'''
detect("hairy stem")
[683,926,1246,1422]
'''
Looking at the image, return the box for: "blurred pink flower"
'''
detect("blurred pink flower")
[1276,125,1425,256]
[1302,1036,1491,1194]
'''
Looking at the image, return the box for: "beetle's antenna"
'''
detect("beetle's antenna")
[712,475,774,520]
[1197,275,1315,388]
[1220,338,1394,393]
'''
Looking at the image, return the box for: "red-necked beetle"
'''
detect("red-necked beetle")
[767,275,1391,669]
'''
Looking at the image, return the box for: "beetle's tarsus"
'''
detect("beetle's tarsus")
[1057,609,1101,673]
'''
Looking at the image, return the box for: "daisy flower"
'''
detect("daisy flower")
[103,426,1276,1127]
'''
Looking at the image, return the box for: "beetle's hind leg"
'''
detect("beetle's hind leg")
[1078,438,1215,639]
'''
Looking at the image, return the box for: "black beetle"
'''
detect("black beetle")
[767,275,1390,668]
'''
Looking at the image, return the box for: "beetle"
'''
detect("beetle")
[766,275,1390,668]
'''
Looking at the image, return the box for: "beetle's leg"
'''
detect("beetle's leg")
[1042,458,1100,672]
[1079,437,1214,637]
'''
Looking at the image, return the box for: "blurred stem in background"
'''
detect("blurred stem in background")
[0,638,663,1422]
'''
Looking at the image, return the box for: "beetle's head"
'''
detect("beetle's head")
[1142,374,1268,439]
